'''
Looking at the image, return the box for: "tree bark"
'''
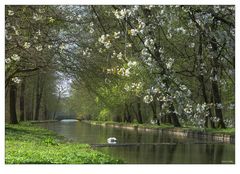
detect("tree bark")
[199,75,215,128]
[19,78,26,122]
[124,103,131,122]
[9,83,18,124]
[136,101,143,124]
[44,102,48,120]
[34,71,45,120]
[210,37,226,128]
[169,104,181,127]
[198,33,215,128]
[151,101,160,125]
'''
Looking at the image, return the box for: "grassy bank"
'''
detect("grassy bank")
[5,122,122,164]
[86,120,235,135]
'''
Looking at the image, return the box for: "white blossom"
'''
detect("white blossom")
[8,10,14,16]
[127,61,137,67]
[49,17,55,23]
[23,42,31,49]
[113,9,127,19]
[38,8,45,13]
[228,103,235,110]
[98,34,111,49]
[126,43,132,48]
[5,58,11,64]
[104,41,111,49]
[143,95,153,104]
[114,31,120,39]
[144,38,154,47]
[129,29,138,36]
[6,34,12,40]
[12,77,21,84]
[189,43,195,48]
[117,52,123,60]
[48,45,53,49]
[210,117,220,123]
[77,14,82,21]
[176,27,186,34]
[36,30,41,36]
[184,104,192,114]
[33,13,42,21]
[159,47,164,54]
[11,26,19,35]
[124,84,130,91]
[166,58,174,69]
[125,68,130,77]
[89,28,94,33]
[59,43,66,50]
[11,54,20,61]
[35,45,43,51]
[180,85,187,91]
[216,103,223,109]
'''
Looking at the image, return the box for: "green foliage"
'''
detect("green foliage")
[98,108,111,121]
[5,123,123,164]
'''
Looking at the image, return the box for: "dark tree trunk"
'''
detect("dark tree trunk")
[169,104,181,127]
[136,98,143,124]
[9,83,18,124]
[210,37,226,129]
[34,71,44,121]
[198,33,215,128]
[31,82,35,120]
[124,103,131,123]
[199,75,215,128]
[19,78,25,122]
[151,101,160,125]
[212,81,226,128]
[44,103,48,120]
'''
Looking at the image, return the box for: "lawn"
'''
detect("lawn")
[5,122,122,164]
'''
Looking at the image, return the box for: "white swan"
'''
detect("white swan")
[107,137,117,144]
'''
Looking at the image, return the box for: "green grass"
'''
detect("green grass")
[5,122,122,164]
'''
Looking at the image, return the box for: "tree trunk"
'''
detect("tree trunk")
[44,103,48,120]
[210,37,226,128]
[35,71,45,121]
[199,75,215,128]
[124,103,131,122]
[212,81,226,128]
[169,103,181,127]
[198,33,215,128]
[19,78,25,122]
[151,101,160,125]
[31,81,35,120]
[9,83,18,124]
[136,98,143,124]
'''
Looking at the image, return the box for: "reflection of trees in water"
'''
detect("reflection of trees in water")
[165,144,178,164]
[206,144,215,163]
[136,130,142,143]
[215,145,224,163]
[206,144,224,163]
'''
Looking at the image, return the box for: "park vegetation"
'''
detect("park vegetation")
[5,5,235,130]
[5,123,122,164]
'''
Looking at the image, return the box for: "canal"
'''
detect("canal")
[39,121,235,164]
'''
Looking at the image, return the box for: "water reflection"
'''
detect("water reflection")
[39,121,235,164]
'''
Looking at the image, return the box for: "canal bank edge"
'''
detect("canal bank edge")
[82,120,235,144]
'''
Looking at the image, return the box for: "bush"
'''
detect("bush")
[98,108,111,121]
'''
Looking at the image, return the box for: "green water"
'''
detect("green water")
[39,121,235,164]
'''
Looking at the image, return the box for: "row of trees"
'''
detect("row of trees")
[5,5,235,129]
[5,6,69,123]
